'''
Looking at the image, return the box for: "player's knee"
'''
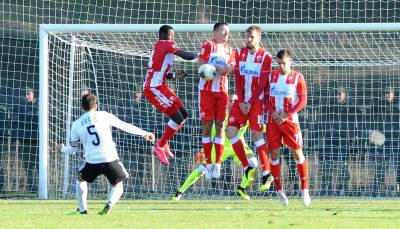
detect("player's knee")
[251,131,263,142]
[226,126,238,139]
[248,157,258,168]
[270,149,280,160]
[202,121,213,136]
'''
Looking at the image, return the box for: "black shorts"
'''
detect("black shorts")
[78,159,129,185]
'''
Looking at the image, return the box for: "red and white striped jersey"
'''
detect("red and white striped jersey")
[233,47,272,103]
[144,40,181,88]
[198,39,234,92]
[266,70,307,123]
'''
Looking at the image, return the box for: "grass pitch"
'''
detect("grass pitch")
[1,199,399,228]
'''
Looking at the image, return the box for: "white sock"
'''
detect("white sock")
[76,180,88,212]
[108,182,124,207]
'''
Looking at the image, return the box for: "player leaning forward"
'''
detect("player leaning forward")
[226,25,273,200]
[262,50,310,206]
[57,94,155,214]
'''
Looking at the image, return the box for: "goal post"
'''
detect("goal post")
[39,23,400,199]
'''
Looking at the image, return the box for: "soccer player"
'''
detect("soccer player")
[264,50,310,206]
[144,24,198,165]
[198,22,234,180]
[226,25,273,200]
[57,93,155,215]
[172,121,256,201]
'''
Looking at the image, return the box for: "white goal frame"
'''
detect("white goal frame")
[38,23,400,199]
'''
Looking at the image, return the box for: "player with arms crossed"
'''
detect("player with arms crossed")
[226,25,273,200]
[264,50,310,206]
[198,22,234,179]
[144,24,197,165]
[57,94,155,215]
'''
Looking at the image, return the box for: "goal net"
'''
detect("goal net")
[40,24,400,199]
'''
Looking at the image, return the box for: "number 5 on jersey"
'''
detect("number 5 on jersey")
[87,125,100,145]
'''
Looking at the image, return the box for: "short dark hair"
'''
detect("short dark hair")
[246,25,262,34]
[213,22,229,32]
[81,93,97,111]
[276,49,292,59]
[159,25,174,38]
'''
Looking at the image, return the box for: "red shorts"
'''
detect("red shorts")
[267,121,303,151]
[199,90,228,121]
[144,85,183,116]
[227,100,264,131]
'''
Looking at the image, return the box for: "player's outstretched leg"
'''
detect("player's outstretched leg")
[172,167,205,201]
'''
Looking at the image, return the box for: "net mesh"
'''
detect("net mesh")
[44,30,400,199]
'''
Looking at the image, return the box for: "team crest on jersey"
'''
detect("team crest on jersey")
[286,75,295,84]
[169,96,175,101]
[229,117,235,124]
[200,112,205,119]
[270,73,279,83]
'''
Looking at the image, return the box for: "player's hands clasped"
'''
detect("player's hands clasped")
[239,102,251,115]
[272,111,289,125]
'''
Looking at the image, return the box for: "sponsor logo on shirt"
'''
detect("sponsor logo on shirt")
[239,65,260,76]
[270,85,290,96]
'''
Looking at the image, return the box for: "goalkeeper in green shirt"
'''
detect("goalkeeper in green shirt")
[172,121,257,201]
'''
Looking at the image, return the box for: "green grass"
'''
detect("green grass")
[1,199,399,228]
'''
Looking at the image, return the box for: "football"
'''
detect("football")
[198,63,216,81]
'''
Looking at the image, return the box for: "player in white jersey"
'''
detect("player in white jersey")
[57,93,154,215]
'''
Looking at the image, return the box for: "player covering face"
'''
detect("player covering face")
[143,25,198,165]
[57,93,154,215]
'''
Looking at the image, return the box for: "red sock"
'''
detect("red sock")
[159,125,178,146]
[159,121,182,146]
[296,160,309,190]
[270,161,282,191]
[231,138,249,167]
[257,143,270,173]
[202,137,213,164]
[214,137,224,164]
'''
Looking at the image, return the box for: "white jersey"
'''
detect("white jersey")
[65,111,150,164]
